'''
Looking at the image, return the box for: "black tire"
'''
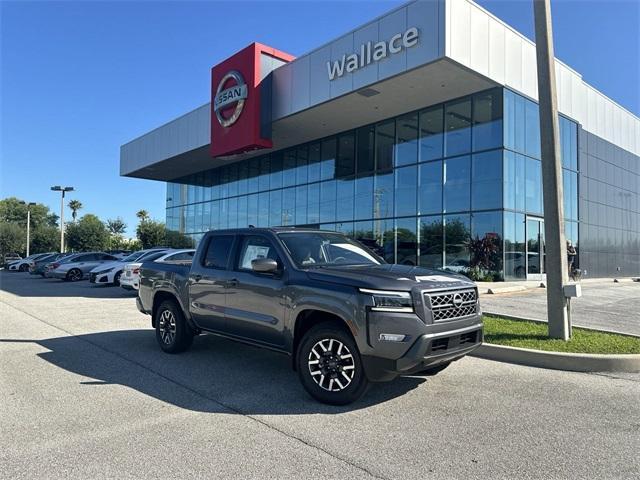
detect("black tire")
[154,300,194,354]
[113,270,122,286]
[19,264,28,272]
[296,322,369,405]
[419,361,452,376]
[66,268,83,282]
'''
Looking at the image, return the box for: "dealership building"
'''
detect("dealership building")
[120,0,640,281]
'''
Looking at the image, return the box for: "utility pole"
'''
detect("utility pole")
[19,201,36,257]
[51,186,75,253]
[533,0,570,340]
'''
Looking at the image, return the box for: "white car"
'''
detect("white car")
[7,253,56,272]
[89,249,167,286]
[120,249,195,291]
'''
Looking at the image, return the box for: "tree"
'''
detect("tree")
[136,210,150,223]
[106,218,127,236]
[136,220,166,249]
[65,214,109,252]
[0,222,24,258]
[0,197,58,228]
[30,225,60,254]
[68,200,83,222]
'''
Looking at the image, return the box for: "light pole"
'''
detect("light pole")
[51,186,75,253]
[19,201,37,257]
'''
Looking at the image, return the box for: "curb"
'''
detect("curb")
[471,343,640,373]
[486,285,528,294]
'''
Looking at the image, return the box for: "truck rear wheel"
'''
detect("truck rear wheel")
[296,323,369,405]
[155,300,193,353]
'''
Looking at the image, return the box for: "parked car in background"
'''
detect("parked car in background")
[105,249,132,260]
[3,253,22,267]
[120,249,175,291]
[49,252,119,281]
[153,249,196,264]
[30,252,74,276]
[89,249,167,286]
[7,253,55,272]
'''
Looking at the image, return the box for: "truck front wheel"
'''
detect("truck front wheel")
[155,300,193,354]
[296,323,369,405]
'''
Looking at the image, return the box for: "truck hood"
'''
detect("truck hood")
[305,264,475,291]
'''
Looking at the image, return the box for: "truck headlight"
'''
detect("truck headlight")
[359,288,413,313]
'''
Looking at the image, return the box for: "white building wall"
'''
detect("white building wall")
[445,0,639,157]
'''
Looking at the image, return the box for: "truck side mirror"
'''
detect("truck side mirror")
[251,258,278,273]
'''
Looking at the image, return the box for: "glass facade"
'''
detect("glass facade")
[167,87,579,281]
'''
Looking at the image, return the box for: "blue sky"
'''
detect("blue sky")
[2,0,638,236]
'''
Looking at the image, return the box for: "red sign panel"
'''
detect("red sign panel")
[210,43,294,157]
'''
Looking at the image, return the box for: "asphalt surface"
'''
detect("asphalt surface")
[1,271,639,479]
[480,281,640,335]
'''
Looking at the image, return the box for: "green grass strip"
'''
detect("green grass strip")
[482,316,640,354]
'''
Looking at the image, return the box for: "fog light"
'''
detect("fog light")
[379,333,407,342]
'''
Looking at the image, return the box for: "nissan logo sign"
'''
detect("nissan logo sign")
[213,70,248,128]
[452,293,464,308]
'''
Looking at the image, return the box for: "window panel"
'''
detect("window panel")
[336,177,355,222]
[307,182,320,224]
[320,137,336,181]
[375,120,395,170]
[504,211,526,279]
[471,211,503,280]
[395,165,417,217]
[472,150,503,210]
[247,158,260,194]
[203,235,233,269]
[282,187,296,226]
[419,105,444,162]
[443,155,471,213]
[525,100,541,159]
[336,132,355,178]
[308,142,321,183]
[202,202,211,232]
[445,98,471,157]
[219,166,229,199]
[227,163,238,198]
[270,151,283,190]
[354,173,374,220]
[356,125,375,174]
[283,149,297,187]
[237,162,248,197]
[296,145,309,185]
[269,189,283,226]
[395,113,419,166]
[259,156,271,192]
[247,194,258,228]
[444,214,471,272]
[503,151,526,211]
[210,200,220,230]
[418,160,442,215]
[319,180,337,223]
[396,217,418,266]
[374,217,395,263]
[295,185,307,225]
[218,199,228,229]
[419,215,443,268]
[257,192,269,227]
[237,195,248,229]
[374,169,394,219]
[227,197,238,229]
[473,89,503,151]
[525,157,543,214]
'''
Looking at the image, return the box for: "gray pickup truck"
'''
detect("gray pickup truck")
[137,228,483,405]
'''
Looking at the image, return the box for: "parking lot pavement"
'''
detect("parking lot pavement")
[480,280,640,336]
[1,271,639,480]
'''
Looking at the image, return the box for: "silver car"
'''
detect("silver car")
[50,252,119,282]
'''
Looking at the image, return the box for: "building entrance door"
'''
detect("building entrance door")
[526,217,546,280]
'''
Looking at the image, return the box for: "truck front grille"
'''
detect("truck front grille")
[424,288,477,322]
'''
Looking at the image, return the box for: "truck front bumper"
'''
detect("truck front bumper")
[361,321,483,382]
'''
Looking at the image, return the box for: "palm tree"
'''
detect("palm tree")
[68,200,83,222]
[136,209,150,223]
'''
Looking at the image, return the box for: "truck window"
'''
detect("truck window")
[203,236,234,269]
[236,236,280,271]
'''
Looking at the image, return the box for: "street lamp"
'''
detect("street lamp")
[19,201,37,257]
[50,186,75,253]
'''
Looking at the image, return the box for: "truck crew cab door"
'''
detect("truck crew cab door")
[188,234,235,333]
[224,234,287,348]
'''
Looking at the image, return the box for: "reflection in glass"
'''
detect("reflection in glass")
[472,150,502,210]
[270,151,283,190]
[257,192,269,227]
[444,214,470,271]
[473,89,503,151]
[296,145,308,185]
[419,161,442,215]
[396,217,417,265]
[445,99,471,157]
[320,180,337,223]
[444,155,471,213]
[503,151,525,211]
[283,149,297,187]
[419,215,443,268]
[259,156,270,192]
[375,120,395,170]
[269,189,282,226]
[307,183,320,224]
[470,211,503,280]
[356,125,375,173]
[308,143,321,183]
[419,105,443,162]
[336,178,355,222]
[295,185,307,225]
[395,113,419,166]
[354,174,374,220]
[525,158,543,214]
[374,170,394,219]
[320,138,336,181]
[504,212,526,279]
[282,187,296,226]
[395,165,417,217]
[336,133,355,178]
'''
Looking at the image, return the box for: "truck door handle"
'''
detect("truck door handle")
[226,279,238,287]
[193,275,202,282]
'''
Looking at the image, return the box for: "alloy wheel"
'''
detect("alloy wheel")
[69,269,82,281]
[307,338,355,392]
[158,309,177,345]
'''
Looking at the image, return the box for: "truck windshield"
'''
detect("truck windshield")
[278,232,383,268]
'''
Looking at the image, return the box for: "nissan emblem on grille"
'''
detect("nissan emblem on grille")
[425,289,477,322]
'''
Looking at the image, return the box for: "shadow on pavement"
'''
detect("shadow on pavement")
[1,329,427,414]
[0,271,135,299]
